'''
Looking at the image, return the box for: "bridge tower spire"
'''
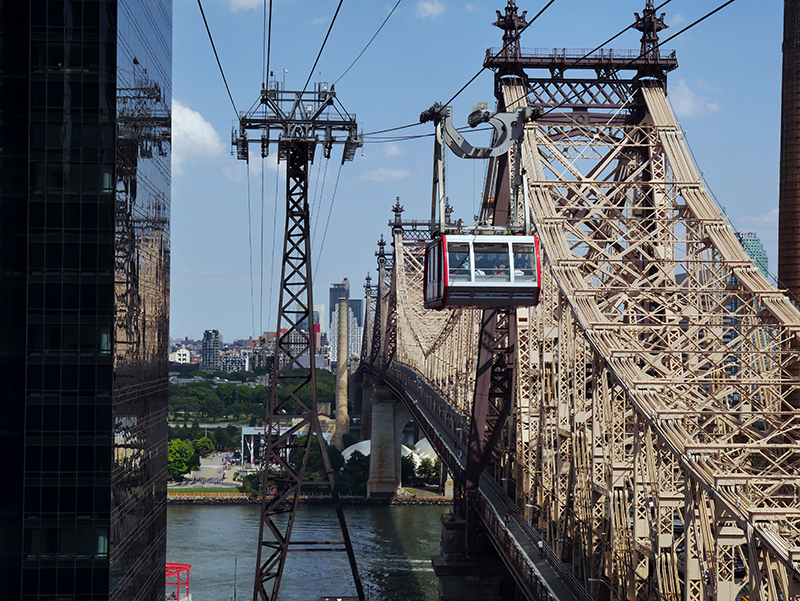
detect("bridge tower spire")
[493,0,527,61]
[634,0,669,81]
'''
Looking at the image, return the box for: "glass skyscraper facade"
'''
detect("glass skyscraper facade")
[734,231,769,278]
[0,1,171,599]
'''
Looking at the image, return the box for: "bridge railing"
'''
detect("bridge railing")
[476,492,559,601]
[374,361,595,601]
[481,478,595,601]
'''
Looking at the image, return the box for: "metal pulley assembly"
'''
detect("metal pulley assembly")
[420,102,544,310]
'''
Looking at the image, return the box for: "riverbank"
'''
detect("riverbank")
[167,491,452,506]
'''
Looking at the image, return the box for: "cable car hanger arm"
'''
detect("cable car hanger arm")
[420,102,542,236]
[419,102,542,159]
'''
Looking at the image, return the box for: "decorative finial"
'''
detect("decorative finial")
[392,196,404,223]
[634,0,667,63]
[493,0,528,60]
[376,235,387,263]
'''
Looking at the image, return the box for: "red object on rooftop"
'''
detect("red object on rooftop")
[166,563,191,600]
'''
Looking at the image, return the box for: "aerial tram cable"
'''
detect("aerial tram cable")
[311,156,331,249]
[362,0,558,139]
[515,0,736,116]
[262,0,273,87]
[362,0,676,140]
[301,0,345,96]
[366,0,732,145]
[309,146,326,224]
[196,0,238,118]
[332,0,403,86]
[260,156,270,334]
[441,0,557,109]
[314,162,345,276]
[266,165,280,335]
[246,162,257,339]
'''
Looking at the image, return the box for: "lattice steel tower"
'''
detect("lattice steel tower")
[233,81,364,601]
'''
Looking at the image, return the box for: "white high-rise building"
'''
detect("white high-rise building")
[329,303,362,364]
[169,347,191,363]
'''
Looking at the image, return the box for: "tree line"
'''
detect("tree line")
[166,421,241,481]
[168,368,337,423]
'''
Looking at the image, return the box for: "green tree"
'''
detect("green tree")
[213,427,232,449]
[418,457,439,478]
[289,435,344,478]
[235,385,252,404]
[336,450,370,496]
[252,385,270,405]
[193,437,215,457]
[344,450,370,477]
[342,433,358,449]
[167,439,199,481]
[228,403,249,420]
[216,383,237,407]
[239,471,262,494]
[401,455,416,485]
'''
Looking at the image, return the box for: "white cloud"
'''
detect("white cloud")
[383,143,405,158]
[669,14,685,26]
[223,0,261,12]
[172,99,224,175]
[668,79,720,118]
[465,3,479,11]
[739,208,778,229]
[312,16,328,25]
[414,1,445,19]
[359,168,410,182]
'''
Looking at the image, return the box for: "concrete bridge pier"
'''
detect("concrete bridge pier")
[432,513,517,601]
[366,380,410,498]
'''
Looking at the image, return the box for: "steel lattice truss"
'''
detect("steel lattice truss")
[383,79,800,601]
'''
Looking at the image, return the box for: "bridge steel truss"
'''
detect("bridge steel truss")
[375,55,800,601]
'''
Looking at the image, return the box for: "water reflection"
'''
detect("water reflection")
[167,504,442,601]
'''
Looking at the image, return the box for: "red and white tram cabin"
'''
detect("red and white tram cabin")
[423,234,542,309]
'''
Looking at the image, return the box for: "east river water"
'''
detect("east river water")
[167,504,445,601]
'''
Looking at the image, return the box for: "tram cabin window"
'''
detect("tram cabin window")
[447,243,471,282]
[513,243,538,283]
[473,242,509,282]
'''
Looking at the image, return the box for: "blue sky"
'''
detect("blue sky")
[170,0,783,341]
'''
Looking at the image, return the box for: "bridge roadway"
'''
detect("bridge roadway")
[362,362,592,601]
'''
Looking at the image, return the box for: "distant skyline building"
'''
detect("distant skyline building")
[735,232,769,278]
[169,348,192,364]
[349,298,364,328]
[313,303,326,334]
[201,329,222,372]
[329,279,350,331]
[329,279,364,331]
[312,304,324,353]
[221,354,249,373]
[329,303,362,364]
[0,1,172,599]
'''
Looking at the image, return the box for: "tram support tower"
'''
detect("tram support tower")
[233,82,364,601]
